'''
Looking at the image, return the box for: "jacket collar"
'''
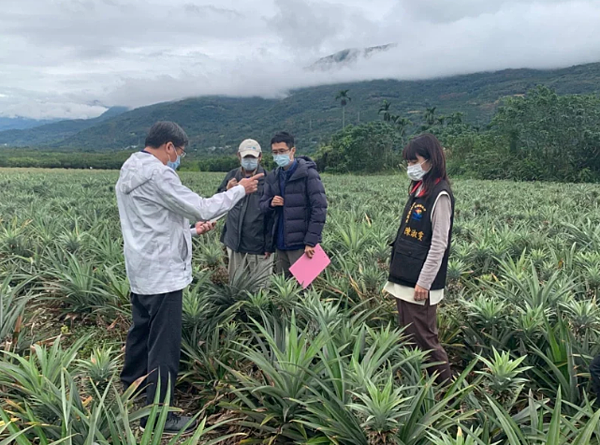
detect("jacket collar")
[278,159,308,182]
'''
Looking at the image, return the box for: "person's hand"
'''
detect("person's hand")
[226,178,238,190]
[195,221,216,235]
[305,245,315,259]
[414,285,429,302]
[264,252,272,259]
[238,173,264,195]
[271,196,284,207]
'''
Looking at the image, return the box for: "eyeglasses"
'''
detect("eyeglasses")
[272,149,290,156]
[176,146,187,158]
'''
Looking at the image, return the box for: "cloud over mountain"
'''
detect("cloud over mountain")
[1,0,600,119]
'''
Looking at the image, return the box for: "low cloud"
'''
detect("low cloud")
[0,96,109,120]
[1,0,600,119]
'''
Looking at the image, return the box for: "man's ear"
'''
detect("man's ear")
[237,153,241,161]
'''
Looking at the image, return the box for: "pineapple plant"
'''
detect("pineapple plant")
[582,261,600,296]
[1,169,600,443]
[77,345,119,393]
[198,241,228,285]
[446,259,468,295]
[476,348,531,409]
[561,298,600,338]
[429,427,483,445]
[210,266,229,286]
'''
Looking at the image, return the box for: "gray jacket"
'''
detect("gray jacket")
[217,166,267,255]
[116,152,245,295]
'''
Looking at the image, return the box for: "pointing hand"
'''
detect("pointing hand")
[238,173,264,195]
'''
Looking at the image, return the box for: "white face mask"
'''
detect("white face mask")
[241,158,259,172]
[407,161,427,181]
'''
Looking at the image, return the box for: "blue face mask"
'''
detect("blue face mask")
[241,158,259,172]
[167,154,181,170]
[274,154,291,168]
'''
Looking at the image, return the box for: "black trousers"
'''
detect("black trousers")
[120,289,183,406]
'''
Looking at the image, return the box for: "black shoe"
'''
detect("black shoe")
[140,414,198,436]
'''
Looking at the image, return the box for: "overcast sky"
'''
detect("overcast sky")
[1,0,600,120]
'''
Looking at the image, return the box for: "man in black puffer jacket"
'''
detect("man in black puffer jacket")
[260,132,328,278]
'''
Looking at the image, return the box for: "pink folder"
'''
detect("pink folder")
[289,244,331,289]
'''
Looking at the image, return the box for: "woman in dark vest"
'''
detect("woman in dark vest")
[385,133,454,384]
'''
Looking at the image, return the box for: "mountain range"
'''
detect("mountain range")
[0,117,59,132]
[2,61,600,154]
[308,44,397,71]
[0,107,128,147]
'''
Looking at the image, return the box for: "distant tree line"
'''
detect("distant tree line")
[2,86,599,182]
[446,86,600,182]
[316,86,600,182]
[0,150,135,170]
[0,149,275,173]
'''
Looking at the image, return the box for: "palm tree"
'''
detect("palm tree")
[437,115,446,126]
[378,100,392,122]
[448,112,464,125]
[424,106,437,126]
[335,90,351,128]
[392,116,413,137]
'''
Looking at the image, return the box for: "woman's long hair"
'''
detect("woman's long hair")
[402,133,450,197]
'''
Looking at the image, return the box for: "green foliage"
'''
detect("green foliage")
[315,122,402,173]
[0,274,32,352]
[76,346,120,392]
[0,148,265,173]
[4,83,600,181]
[1,170,600,442]
[446,86,600,182]
[335,89,352,129]
[319,86,600,180]
[0,148,136,169]
[0,344,239,444]
[476,348,531,407]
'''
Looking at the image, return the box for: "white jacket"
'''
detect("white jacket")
[116,152,245,295]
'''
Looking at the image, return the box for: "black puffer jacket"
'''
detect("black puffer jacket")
[260,156,327,252]
[217,166,268,255]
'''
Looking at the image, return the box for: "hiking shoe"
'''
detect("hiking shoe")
[140,414,198,436]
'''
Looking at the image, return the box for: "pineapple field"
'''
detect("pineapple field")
[1,168,600,444]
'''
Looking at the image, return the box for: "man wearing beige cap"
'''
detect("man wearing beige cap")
[216,139,273,287]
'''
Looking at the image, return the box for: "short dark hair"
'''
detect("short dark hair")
[271,132,295,149]
[145,121,189,149]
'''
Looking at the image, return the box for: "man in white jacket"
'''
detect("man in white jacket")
[116,121,262,435]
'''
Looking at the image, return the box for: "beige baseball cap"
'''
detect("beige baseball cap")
[238,139,262,158]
